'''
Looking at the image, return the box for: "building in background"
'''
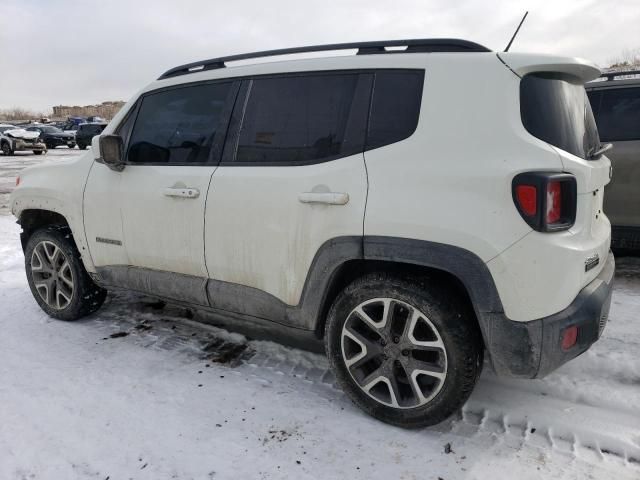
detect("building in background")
[52,101,125,120]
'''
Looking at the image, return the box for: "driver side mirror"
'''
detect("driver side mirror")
[98,135,125,172]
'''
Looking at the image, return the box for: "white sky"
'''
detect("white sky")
[1,0,639,112]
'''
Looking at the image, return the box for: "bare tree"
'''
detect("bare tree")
[608,47,640,70]
[0,107,50,122]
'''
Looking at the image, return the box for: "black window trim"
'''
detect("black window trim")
[114,68,425,168]
[119,79,241,167]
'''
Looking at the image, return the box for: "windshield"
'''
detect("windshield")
[520,73,601,160]
[41,126,63,133]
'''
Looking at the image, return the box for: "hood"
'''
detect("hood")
[5,129,40,140]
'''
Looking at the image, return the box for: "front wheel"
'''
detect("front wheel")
[25,227,107,320]
[2,142,13,156]
[325,273,483,428]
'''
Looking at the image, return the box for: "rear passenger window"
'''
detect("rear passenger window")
[235,74,368,164]
[589,87,640,142]
[128,82,234,165]
[366,71,424,150]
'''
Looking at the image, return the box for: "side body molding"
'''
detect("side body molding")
[95,236,533,375]
[363,236,503,314]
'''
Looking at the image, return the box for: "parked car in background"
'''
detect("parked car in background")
[587,70,640,251]
[75,122,107,149]
[0,124,47,155]
[25,125,76,149]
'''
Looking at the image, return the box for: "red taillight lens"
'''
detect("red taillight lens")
[515,185,537,216]
[561,325,578,350]
[512,173,576,232]
[546,181,562,224]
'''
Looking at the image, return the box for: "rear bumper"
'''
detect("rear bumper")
[484,251,615,378]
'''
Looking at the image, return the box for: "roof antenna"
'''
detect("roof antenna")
[504,11,528,52]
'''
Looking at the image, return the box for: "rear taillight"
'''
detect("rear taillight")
[512,173,577,232]
[515,185,537,216]
[546,181,562,224]
[15,176,20,187]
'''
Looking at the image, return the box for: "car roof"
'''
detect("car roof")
[586,69,640,89]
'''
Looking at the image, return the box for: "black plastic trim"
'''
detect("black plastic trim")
[158,38,490,79]
[92,236,613,380]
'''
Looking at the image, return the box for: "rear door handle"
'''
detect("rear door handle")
[298,192,349,205]
[163,187,200,199]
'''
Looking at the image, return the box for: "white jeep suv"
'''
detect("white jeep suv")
[10,39,615,428]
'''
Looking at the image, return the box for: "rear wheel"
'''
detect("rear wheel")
[25,227,107,320]
[33,150,43,155]
[325,273,483,428]
[78,143,87,150]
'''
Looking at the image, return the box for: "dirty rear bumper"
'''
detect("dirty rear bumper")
[484,251,615,378]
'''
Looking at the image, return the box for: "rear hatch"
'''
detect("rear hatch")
[500,52,612,281]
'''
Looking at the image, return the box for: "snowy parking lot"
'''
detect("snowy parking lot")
[1,149,640,479]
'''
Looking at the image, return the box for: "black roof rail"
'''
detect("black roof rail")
[600,69,640,81]
[158,38,491,80]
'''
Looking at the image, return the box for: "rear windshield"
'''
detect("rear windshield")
[520,73,600,159]
[587,87,640,142]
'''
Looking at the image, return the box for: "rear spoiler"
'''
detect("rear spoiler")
[497,52,602,83]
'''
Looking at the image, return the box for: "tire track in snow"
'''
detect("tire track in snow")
[89,290,640,474]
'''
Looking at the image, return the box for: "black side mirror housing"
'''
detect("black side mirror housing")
[99,135,125,171]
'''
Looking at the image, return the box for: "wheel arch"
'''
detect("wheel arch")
[311,236,505,352]
[18,209,73,251]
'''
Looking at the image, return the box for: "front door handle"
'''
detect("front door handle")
[163,187,200,199]
[298,192,349,205]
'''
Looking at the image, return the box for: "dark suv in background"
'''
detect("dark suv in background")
[75,122,107,149]
[26,125,76,149]
[587,70,640,251]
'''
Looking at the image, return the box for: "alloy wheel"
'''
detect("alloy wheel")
[30,240,75,310]
[341,298,447,409]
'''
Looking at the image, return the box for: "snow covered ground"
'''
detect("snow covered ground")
[1,150,640,479]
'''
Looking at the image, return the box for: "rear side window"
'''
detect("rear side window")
[128,82,234,165]
[235,74,368,165]
[366,71,424,150]
[588,87,640,141]
[520,73,600,160]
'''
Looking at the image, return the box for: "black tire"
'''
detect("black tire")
[68,143,76,149]
[33,150,43,155]
[325,273,483,428]
[2,142,13,156]
[47,144,55,149]
[78,143,87,150]
[24,227,107,321]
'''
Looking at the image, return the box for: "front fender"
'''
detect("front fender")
[11,153,96,272]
